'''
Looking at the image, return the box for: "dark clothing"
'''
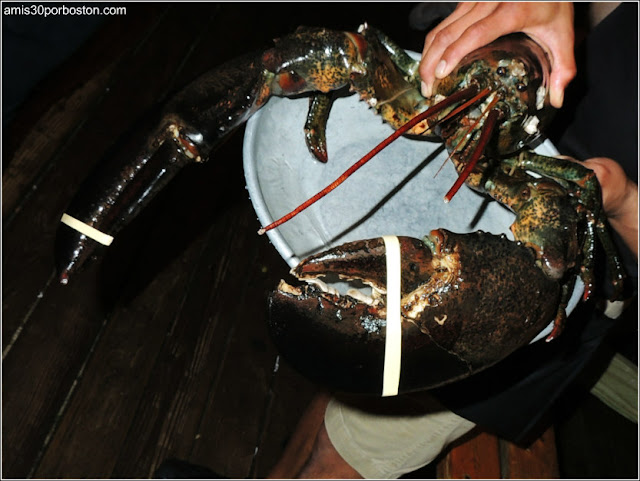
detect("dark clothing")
[432,3,638,444]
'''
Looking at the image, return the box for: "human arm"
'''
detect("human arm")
[419,2,576,108]
[582,157,638,259]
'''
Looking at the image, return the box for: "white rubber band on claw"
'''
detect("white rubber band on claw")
[60,213,114,246]
[382,235,402,397]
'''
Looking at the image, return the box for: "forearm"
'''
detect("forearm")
[581,157,638,260]
[607,180,638,260]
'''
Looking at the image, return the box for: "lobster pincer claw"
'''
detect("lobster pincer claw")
[268,235,469,394]
[268,230,562,396]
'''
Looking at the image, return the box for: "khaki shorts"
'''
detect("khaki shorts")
[324,392,476,479]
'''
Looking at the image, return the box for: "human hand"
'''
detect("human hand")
[582,157,638,259]
[419,2,576,108]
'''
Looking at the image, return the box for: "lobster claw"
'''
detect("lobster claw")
[55,52,272,283]
[268,235,469,394]
[268,230,561,395]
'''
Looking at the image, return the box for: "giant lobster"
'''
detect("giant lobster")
[55,24,625,396]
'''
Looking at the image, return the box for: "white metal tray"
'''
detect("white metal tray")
[243,74,582,342]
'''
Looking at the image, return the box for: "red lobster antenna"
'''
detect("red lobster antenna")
[443,93,501,202]
[432,87,493,179]
[258,85,491,235]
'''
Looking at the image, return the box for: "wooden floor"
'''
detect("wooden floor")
[3,3,637,479]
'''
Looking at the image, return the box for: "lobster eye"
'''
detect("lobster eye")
[516,82,527,92]
[289,70,301,82]
[277,70,307,93]
[496,66,507,76]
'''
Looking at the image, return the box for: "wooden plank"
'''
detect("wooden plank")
[2,62,116,221]
[1,262,105,478]
[165,3,272,90]
[32,230,209,478]
[437,430,501,479]
[108,195,286,478]
[253,370,320,478]
[437,428,559,479]
[501,426,559,479]
[182,209,296,478]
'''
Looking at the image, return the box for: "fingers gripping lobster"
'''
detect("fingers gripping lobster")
[56,25,625,395]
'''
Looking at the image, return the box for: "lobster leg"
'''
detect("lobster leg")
[545,276,576,341]
[364,25,421,82]
[502,153,602,213]
[304,92,337,163]
[501,153,626,299]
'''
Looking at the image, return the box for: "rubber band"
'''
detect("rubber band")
[381,235,402,397]
[60,213,114,246]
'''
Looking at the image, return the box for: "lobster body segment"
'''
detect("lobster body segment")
[55,24,624,395]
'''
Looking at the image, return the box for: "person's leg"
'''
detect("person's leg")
[320,393,476,479]
[296,421,363,479]
[267,391,360,478]
[270,391,475,479]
